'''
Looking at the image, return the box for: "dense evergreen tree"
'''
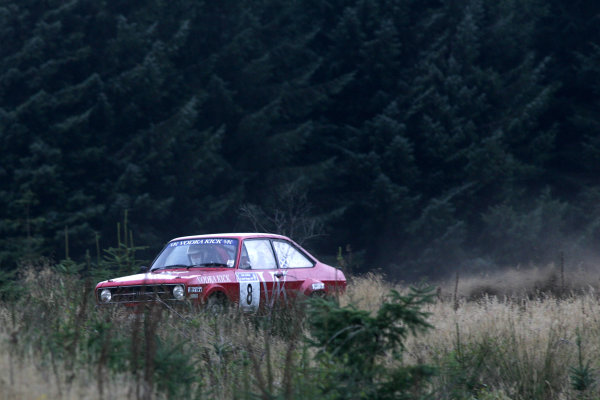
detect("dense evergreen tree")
[1,0,599,279]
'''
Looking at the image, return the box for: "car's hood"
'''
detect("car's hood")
[96,268,234,288]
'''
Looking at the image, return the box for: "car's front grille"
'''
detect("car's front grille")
[104,284,181,303]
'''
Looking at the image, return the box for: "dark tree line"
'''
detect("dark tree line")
[1,0,599,280]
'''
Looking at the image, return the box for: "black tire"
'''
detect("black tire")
[206,292,228,314]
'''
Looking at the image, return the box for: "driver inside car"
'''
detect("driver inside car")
[187,245,229,266]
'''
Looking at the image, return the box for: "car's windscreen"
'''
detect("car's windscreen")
[150,238,238,270]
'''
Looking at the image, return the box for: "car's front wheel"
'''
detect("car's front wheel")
[205,292,228,314]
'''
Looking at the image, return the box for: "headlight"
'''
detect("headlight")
[173,285,185,300]
[100,289,112,303]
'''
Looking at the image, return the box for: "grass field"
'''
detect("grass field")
[2,265,600,399]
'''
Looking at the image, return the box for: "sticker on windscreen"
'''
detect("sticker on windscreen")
[236,272,260,312]
[169,239,237,247]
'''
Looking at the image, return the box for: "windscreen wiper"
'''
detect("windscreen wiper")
[187,262,229,269]
[152,264,188,271]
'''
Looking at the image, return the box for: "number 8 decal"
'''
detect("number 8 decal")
[246,284,253,305]
[236,272,260,312]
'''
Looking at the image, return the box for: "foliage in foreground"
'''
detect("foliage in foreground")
[0,264,435,400]
[307,288,435,399]
[4,265,600,400]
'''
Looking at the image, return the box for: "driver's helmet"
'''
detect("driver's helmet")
[187,244,228,265]
[187,245,204,265]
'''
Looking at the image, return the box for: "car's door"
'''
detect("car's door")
[271,239,315,298]
[237,239,278,310]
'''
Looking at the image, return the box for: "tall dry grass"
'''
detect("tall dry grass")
[0,351,134,400]
[3,265,600,399]
[0,264,308,400]
[347,267,600,399]
[0,303,296,400]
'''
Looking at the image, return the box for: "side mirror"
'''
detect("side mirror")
[139,265,148,273]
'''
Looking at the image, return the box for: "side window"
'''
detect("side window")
[242,240,277,269]
[272,241,314,269]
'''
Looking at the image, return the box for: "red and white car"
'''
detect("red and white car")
[95,233,346,311]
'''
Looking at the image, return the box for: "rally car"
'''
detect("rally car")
[95,233,346,311]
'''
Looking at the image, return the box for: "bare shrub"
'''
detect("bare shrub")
[238,183,324,245]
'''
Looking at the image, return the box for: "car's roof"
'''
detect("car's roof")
[169,232,290,242]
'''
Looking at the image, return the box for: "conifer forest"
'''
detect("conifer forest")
[2,0,600,280]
